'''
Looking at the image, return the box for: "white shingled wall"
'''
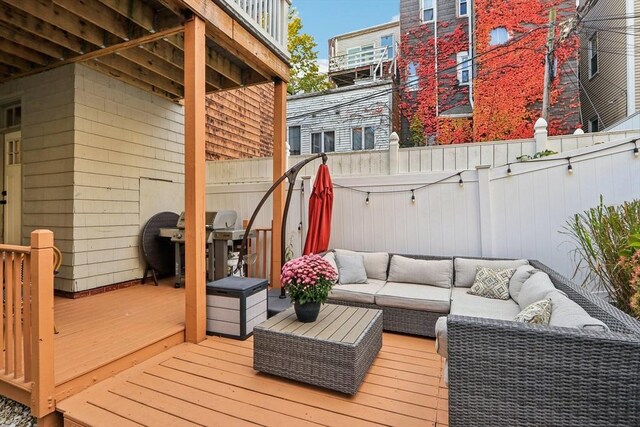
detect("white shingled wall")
[0,65,76,291]
[71,64,185,292]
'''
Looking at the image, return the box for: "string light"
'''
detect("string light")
[365,192,370,205]
[634,142,639,157]
[507,164,512,176]
[567,158,573,174]
[411,190,416,203]
[458,174,464,187]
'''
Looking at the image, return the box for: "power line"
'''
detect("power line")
[288,25,549,123]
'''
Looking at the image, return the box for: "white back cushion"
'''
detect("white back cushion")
[388,255,452,288]
[509,265,539,304]
[518,272,557,309]
[335,249,389,281]
[454,258,529,287]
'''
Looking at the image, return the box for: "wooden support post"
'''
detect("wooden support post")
[271,79,287,288]
[184,17,206,344]
[30,230,55,419]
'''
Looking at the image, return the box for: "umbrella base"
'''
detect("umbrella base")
[267,288,292,318]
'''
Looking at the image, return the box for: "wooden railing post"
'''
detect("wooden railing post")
[29,230,55,418]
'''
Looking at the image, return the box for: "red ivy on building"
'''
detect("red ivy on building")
[398,0,579,145]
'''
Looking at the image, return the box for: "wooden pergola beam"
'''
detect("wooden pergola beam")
[0,37,52,66]
[119,46,185,87]
[85,59,178,101]
[0,4,85,54]
[96,53,183,98]
[0,22,65,60]
[0,51,35,72]
[165,34,242,86]
[98,0,157,33]
[141,39,218,92]
[3,0,110,48]
[53,0,134,42]
[0,26,183,83]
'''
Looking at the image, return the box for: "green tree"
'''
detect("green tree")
[287,9,331,95]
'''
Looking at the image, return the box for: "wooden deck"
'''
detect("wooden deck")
[57,332,448,426]
[54,281,185,402]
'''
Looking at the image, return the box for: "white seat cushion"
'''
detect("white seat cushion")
[375,282,451,313]
[450,287,521,320]
[329,279,386,304]
[454,258,529,287]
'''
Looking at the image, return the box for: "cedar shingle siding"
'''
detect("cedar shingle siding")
[205,83,274,160]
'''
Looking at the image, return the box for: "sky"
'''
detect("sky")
[291,0,399,72]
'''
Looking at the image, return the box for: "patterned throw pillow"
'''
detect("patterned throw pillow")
[467,267,515,300]
[514,298,552,325]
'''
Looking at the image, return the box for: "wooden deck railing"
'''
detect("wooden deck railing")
[223,0,290,56]
[0,230,55,420]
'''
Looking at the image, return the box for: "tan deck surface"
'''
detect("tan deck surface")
[54,281,185,386]
[57,332,448,426]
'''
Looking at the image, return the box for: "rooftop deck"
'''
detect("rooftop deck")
[57,333,448,426]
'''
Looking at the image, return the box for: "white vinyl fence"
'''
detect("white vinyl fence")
[206,130,640,284]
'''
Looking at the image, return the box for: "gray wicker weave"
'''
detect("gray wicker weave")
[253,303,382,395]
[448,259,640,427]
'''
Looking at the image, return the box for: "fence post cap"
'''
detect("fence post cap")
[31,230,54,248]
[389,132,400,145]
[573,128,585,135]
[534,117,548,131]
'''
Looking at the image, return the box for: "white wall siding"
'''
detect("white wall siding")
[0,65,76,291]
[71,64,184,292]
[287,81,393,154]
[332,24,400,56]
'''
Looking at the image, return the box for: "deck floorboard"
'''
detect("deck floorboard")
[57,332,449,426]
[54,281,185,386]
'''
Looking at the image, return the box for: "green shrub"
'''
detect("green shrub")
[564,197,640,317]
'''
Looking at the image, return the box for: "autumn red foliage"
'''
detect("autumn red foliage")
[398,0,580,145]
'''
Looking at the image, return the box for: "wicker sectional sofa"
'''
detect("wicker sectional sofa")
[324,250,640,427]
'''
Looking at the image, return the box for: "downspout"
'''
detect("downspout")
[434,2,439,117]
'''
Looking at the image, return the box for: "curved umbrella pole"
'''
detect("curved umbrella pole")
[237,152,328,298]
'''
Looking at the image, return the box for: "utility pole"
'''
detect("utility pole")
[541,7,557,121]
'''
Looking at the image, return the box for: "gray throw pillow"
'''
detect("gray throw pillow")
[517,272,557,309]
[509,265,539,304]
[335,253,368,285]
[467,267,515,300]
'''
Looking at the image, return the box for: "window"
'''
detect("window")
[381,35,394,59]
[311,131,335,153]
[7,137,20,165]
[4,105,21,128]
[489,27,509,45]
[352,126,375,150]
[422,0,435,22]
[588,117,599,133]
[407,62,419,91]
[589,33,598,78]
[456,52,470,85]
[288,126,301,155]
[458,0,468,17]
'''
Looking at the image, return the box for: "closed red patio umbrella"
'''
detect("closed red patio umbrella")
[303,164,333,255]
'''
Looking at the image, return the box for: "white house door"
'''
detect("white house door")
[4,131,21,245]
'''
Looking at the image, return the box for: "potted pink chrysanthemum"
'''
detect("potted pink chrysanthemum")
[281,254,338,322]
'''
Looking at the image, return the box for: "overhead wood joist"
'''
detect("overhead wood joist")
[0,0,283,101]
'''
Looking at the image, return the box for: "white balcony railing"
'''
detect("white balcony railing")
[224,0,290,57]
[329,46,391,73]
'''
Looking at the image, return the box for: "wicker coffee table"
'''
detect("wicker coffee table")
[253,303,383,395]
